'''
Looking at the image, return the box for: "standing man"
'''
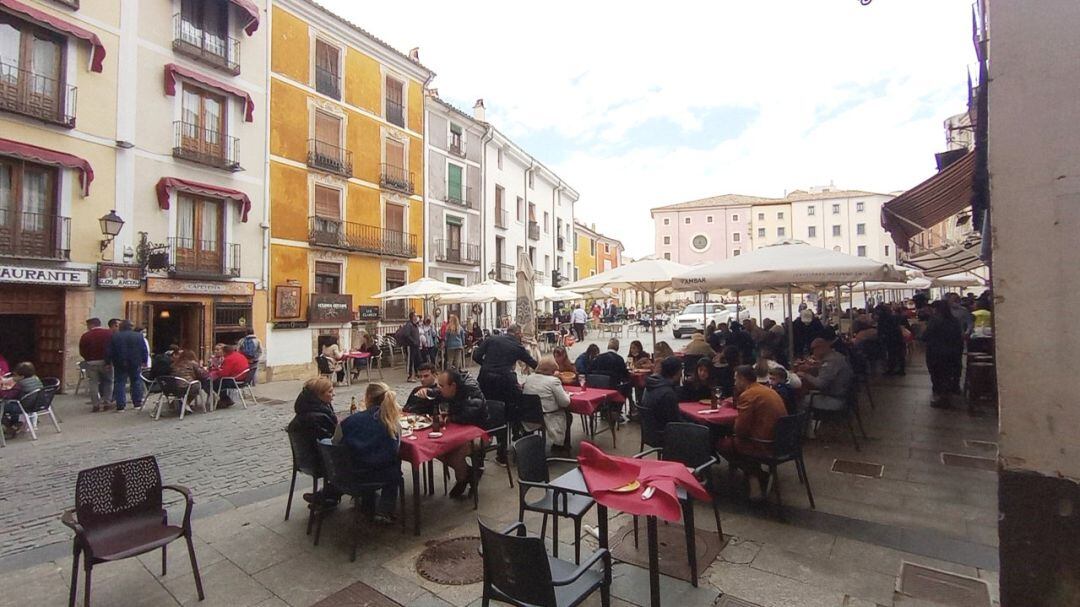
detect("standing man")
[570,304,587,342]
[107,318,121,332]
[78,318,114,412]
[107,320,148,411]
[238,328,263,385]
[395,311,422,382]
[472,324,537,464]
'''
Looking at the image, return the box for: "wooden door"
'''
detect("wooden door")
[385,203,404,252]
[181,86,225,161]
[176,194,222,273]
[446,221,462,261]
[0,158,56,257]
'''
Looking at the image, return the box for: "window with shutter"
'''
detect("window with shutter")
[315,40,340,99]
[313,185,340,219]
[447,163,463,204]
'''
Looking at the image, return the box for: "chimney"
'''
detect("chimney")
[473,98,485,122]
[591,223,596,231]
[426,88,439,98]
[408,47,420,62]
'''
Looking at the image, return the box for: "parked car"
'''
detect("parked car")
[672,303,749,338]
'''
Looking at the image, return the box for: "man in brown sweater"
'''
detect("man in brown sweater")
[720,365,787,501]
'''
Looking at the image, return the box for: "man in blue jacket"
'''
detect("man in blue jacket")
[107,320,149,411]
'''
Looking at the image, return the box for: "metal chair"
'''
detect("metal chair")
[583,374,621,448]
[732,411,815,509]
[61,456,203,607]
[42,376,63,422]
[212,368,257,410]
[74,362,88,396]
[315,355,336,381]
[9,388,61,440]
[284,428,323,536]
[513,434,596,564]
[152,377,200,420]
[478,519,610,607]
[808,380,867,451]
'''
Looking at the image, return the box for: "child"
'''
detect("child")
[768,367,798,415]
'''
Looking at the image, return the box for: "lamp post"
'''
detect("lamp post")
[99,209,125,253]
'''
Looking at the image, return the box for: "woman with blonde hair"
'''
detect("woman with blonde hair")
[522,355,572,451]
[443,314,466,369]
[336,382,403,523]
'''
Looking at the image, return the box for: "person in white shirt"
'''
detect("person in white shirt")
[570,304,588,342]
[522,356,572,451]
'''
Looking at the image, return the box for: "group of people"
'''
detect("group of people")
[392,312,484,382]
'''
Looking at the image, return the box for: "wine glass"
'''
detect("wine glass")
[712,386,724,409]
[438,402,450,427]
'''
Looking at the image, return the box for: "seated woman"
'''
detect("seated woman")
[2,362,44,439]
[207,343,226,374]
[626,340,652,369]
[678,359,716,401]
[335,382,403,523]
[652,341,675,362]
[172,350,211,411]
[287,377,340,506]
[321,337,346,384]
[752,347,801,389]
[552,346,578,384]
[522,356,572,452]
[574,344,600,376]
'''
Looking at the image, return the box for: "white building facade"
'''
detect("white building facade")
[786,188,897,264]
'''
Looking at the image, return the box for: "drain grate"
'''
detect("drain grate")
[311,580,402,607]
[415,536,483,585]
[941,452,996,471]
[715,596,763,607]
[830,459,884,478]
[963,440,998,454]
[898,562,991,607]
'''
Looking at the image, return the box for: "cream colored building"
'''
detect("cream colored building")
[749,201,792,248]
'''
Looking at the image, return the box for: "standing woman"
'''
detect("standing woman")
[921,300,964,408]
[336,382,403,523]
[444,314,466,369]
[419,318,439,366]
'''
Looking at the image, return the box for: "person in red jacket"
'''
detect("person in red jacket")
[211,345,249,408]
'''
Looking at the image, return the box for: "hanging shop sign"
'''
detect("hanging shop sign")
[97,263,142,288]
[308,293,353,324]
[358,305,381,320]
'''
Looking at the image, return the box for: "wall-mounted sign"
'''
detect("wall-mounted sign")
[273,320,309,329]
[275,285,301,319]
[358,305,381,320]
[146,277,255,296]
[309,293,353,324]
[97,263,142,288]
[0,264,90,286]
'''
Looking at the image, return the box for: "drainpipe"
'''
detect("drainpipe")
[260,3,272,352]
[420,73,435,285]
[480,124,494,280]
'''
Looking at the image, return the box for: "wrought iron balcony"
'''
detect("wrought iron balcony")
[0,60,76,127]
[490,262,514,283]
[528,221,540,240]
[557,236,565,251]
[445,186,473,209]
[0,211,70,259]
[380,163,414,195]
[448,134,465,157]
[307,139,352,176]
[494,208,509,230]
[435,239,480,266]
[316,66,340,99]
[308,216,417,258]
[533,271,547,285]
[173,121,240,171]
[386,98,404,127]
[172,15,240,75]
[166,237,240,277]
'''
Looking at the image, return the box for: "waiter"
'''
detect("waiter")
[570,304,588,341]
[472,324,537,464]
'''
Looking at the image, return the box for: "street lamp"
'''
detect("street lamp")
[99,209,125,252]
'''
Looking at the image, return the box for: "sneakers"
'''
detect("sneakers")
[91,404,101,413]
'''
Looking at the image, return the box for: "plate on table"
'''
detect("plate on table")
[697,409,722,415]
[699,399,712,405]
[400,415,433,431]
[558,371,578,383]
[428,431,443,438]
[611,480,641,493]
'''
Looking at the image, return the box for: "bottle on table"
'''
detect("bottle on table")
[349,396,357,415]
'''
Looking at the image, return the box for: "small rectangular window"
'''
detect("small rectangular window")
[706,215,713,223]
[497,147,504,169]
[314,261,341,294]
[777,211,784,220]
[857,245,867,257]
[757,228,765,238]
[663,218,670,225]
[856,223,866,235]
[832,204,840,215]
[885,245,891,256]
[385,76,405,127]
[757,212,764,221]
[684,217,691,224]
[516,196,524,221]
[832,225,841,237]
[384,269,407,319]
[528,171,535,189]
[777,226,786,237]
[733,249,741,256]
[733,233,741,242]
[808,226,817,238]
[663,252,671,260]
[663,236,671,245]
[315,40,340,99]
[732,214,739,222]
[808,207,815,216]
[856,202,865,212]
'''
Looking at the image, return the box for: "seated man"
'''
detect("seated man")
[718,365,788,501]
[797,337,853,411]
[403,362,439,414]
[210,344,250,408]
[430,368,488,497]
[639,357,683,448]
[589,338,630,387]
[682,330,715,357]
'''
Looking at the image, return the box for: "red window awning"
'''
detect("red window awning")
[164,63,254,122]
[156,177,251,222]
[229,0,260,36]
[0,0,106,72]
[0,136,93,196]
[882,150,975,252]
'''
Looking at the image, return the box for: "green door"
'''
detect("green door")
[447,164,463,204]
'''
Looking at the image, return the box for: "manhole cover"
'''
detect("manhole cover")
[609,520,727,583]
[898,562,991,607]
[964,440,998,454]
[311,580,402,607]
[715,596,763,607]
[415,536,483,585]
[830,459,884,478]
[941,452,996,471]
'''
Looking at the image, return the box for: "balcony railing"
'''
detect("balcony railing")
[386,98,404,127]
[308,216,417,258]
[167,237,240,277]
[316,66,340,99]
[490,262,514,283]
[173,121,240,171]
[307,139,352,176]
[444,186,473,209]
[172,15,240,75]
[0,60,76,127]
[448,135,465,157]
[494,208,508,229]
[435,239,480,265]
[557,236,565,251]
[0,211,70,259]
[533,271,547,285]
[528,221,540,240]
[380,163,414,194]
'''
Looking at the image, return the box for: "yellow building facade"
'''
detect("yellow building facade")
[267,0,432,379]
[574,224,598,281]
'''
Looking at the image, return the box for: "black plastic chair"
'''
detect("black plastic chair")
[314,442,405,561]
[517,393,547,434]
[633,422,720,587]
[583,374,620,448]
[480,399,515,489]
[479,519,610,607]
[735,411,815,509]
[315,355,336,381]
[513,434,595,563]
[284,429,323,532]
[808,379,867,451]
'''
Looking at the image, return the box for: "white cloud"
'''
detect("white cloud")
[319,0,975,256]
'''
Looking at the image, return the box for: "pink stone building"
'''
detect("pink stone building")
[650,194,776,264]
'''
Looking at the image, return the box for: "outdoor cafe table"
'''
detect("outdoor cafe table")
[678,400,737,427]
[340,351,371,386]
[564,385,621,446]
[630,369,650,390]
[398,423,488,535]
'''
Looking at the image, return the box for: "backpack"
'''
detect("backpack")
[239,335,261,361]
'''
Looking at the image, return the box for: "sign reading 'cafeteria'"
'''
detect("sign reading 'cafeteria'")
[0,264,91,286]
[146,277,255,296]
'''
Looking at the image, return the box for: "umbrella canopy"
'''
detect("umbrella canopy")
[515,250,537,345]
[932,272,986,288]
[371,276,470,301]
[672,241,906,292]
[862,276,933,291]
[559,258,691,293]
[534,283,582,303]
[438,279,516,304]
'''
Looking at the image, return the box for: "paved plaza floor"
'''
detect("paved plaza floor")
[0,333,999,606]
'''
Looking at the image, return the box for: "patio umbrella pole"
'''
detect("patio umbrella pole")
[758,290,763,325]
[786,285,795,364]
[702,291,707,331]
[650,290,657,351]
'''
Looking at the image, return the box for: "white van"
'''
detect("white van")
[672,303,749,338]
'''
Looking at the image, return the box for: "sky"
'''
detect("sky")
[318,0,976,258]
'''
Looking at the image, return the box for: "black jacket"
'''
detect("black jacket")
[107,329,149,370]
[395,321,421,348]
[403,385,436,415]
[472,334,537,375]
[640,374,681,448]
[444,376,488,427]
[590,351,629,384]
[678,378,713,402]
[286,387,338,446]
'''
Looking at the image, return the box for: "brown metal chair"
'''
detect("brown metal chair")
[61,456,204,607]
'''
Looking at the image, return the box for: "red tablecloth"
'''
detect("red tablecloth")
[576,442,710,522]
[630,370,651,389]
[398,423,488,466]
[678,401,737,426]
[565,385,619,415]
[342,351,371,359]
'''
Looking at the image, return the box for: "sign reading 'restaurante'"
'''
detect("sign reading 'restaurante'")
[0,264,91,286]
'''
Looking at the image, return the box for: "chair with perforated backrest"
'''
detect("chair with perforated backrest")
[61,456,203,607]
[478,519,610,607]
[735,411,815,510]
[152,376,199,421]
[314,442,405,561]
[513,434,595,564]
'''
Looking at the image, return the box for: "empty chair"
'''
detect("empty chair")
[285,428,324,528]
[513,434,595,563]
[61,456,203,607]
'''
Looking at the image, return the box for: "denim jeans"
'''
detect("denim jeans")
[361,478,402,515]
[112,366,144,410]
